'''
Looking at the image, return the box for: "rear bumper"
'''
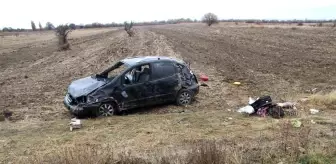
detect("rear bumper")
[188,84,200,96]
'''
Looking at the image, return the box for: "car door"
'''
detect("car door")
[119,64,156,109]
[151,61,179,103]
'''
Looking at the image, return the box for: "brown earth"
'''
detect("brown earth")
[0,23,335,162]
[1,23,335,120]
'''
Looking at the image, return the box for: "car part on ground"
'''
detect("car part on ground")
[64,56,199,117]
[69,118,82,131]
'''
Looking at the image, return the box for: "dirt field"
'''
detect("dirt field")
[0,23,336,163]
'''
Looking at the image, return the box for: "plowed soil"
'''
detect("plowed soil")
[1,24,336,120]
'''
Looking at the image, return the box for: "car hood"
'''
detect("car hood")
[68,76,106,98]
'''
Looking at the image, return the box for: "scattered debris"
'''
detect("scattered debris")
[0,110,13,121]
[305,88,318,94]
[228,117,233,120]
[200,83,208,87]
[277,102,295,108]
[292,120,302,128]
[256,106,268,117]
[237,105,254,114]
[199,74,209,81]
[311,88,318,94]
[249,97,256,104]
[69,118,82,131]
[3,110,13,118]
[250,96,272,110]
[299,97,309,102]
[233,82,241,85]
[237,96,297,119]
[311,120,316,124]
[284,109,298,117]
[310,109,319,115]
[268,106,285,119]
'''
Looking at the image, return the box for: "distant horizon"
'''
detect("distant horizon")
[2,18,336,30]
[1,0,336,29]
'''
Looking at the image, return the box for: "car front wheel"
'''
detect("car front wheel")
[96,103,116,117]
[176,89,193,106]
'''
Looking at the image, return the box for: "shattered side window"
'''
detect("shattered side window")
[124,64,151,85]
[152,62,176,80]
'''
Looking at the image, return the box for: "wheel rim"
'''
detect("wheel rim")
[98,104,114,116]
[179,92,191,105]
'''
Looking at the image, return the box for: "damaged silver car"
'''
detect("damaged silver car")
[64,56,199,117]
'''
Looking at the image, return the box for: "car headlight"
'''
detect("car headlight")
[87,96,95,103]
[87,95,102,103]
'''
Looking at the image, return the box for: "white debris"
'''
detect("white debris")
[310,109,319,115]
[277,102,295,108]
[69,118,82,131]
[299,97,309,102]
[237,105,255,114]
[248,97,256,104]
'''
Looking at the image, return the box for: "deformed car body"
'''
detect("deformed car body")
[64,56,199,117]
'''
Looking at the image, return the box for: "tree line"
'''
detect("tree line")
[2,21,56,32]
[2,16,336,32]
[2,18,198,32]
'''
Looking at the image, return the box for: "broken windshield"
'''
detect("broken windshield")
[97,61,129,79]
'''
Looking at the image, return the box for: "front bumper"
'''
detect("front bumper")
[63,94,99,116]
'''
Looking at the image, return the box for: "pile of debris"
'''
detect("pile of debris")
[238,96,297,118]
[0,110,13,121]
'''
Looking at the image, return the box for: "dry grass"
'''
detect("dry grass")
[308,91,336,110]
[16,120,336,164]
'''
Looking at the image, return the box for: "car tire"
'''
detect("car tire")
[176,89,193,106]
[95,102,117,117]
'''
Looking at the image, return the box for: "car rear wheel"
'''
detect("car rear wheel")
[96,103,116,117]
[176,89,193,106]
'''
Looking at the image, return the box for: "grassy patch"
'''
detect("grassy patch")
[308,91,336,110]
[18,121,336,164]
[299,154,335,164]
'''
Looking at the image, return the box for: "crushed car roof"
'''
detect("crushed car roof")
[121,56,185,66]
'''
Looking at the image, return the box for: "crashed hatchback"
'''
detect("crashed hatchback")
[64,56,199,117]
